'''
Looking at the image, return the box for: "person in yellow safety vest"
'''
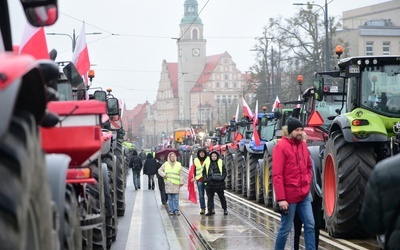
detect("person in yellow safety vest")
[202,150,228,216]
[190,148,214,215]
[158,152,183,216]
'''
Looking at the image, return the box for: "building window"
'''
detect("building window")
[233,82,237,88]
[366,41,374,56]
[383,41,390,55]
[192,28,198,40]
[225,82,228,88]
[224,74,228,80]
[216,96,220,104]
[216,82,220,88]
[227,95,232,104]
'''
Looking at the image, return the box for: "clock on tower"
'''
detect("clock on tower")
[192,48,200,57]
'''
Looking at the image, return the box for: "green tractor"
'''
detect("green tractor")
[316,52,400,238]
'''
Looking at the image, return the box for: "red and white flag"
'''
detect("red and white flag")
[235,103,239,123]
[242,97,253,119]
[72,23,91,82]
[252,100,261,146]
[272,95,281,111]
[19,23,49,59]
[188,164,197,204]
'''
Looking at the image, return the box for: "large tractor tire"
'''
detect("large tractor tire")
[262,152,273,207]
[255,159,264,203]
[114,144,126,216]
[322,131,375,238]
[0,112,54,250]
[234,151,245,194]
[246,153,259,200]
[103,156,117,246]
[102,164,114,249]
[224,152,233,189]
[63,184,82,250]
[87,160,107,250]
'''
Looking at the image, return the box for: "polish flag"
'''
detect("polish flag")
[252,100,261,146]
[242,97,253,119]
[188,164,197,204]
[296,95,302,108]
[72,23,90,82]
[235,103,240,123]
[19,23,49,59]
[272,95,281,111]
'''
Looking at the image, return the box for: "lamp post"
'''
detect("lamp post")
[47,29,102,52]
[293,0,329,71]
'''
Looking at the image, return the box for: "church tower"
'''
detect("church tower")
[177,0,206,125]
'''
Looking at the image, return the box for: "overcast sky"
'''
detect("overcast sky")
[10,0,386,109]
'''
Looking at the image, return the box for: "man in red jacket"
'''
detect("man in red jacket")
[272,118,315,250]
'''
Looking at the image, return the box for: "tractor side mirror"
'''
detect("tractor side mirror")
[21,0,58,27]
[107,98,119,116]
[94,90,107,102]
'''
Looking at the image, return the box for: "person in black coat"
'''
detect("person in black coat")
[360,154,400,250]
[143,153,158,190]
[156,155,168,204]
[202,151,228,216]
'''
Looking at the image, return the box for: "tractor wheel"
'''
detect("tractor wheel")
[246,153,258,200]
[102,162,115,248]
[234,152,244,193]
[87,160,107,249]
[63,184,82,250]
[255,159,263,203]
[322,131,375,238]
[115,146,126,216]
[263,152,273,207]
[224,153,233,189]
[241,153,247,198]
[0,112,54,250]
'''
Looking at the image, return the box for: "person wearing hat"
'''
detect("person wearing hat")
[190,148,214,215]
[203,151,228,216]
[272,117,315,250]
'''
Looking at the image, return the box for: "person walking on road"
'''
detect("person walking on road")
[158,152,183,216]
[143,153,158,190]
[203,151,228,216]
[360,154,400,250]
[139,149,147,163]
[129,150,143,190]
[156,154,168,204]
[190,148,212,214]
[272,118,315,250]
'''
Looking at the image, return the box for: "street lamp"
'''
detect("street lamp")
[293,0,329,71]
[47,29,102,52]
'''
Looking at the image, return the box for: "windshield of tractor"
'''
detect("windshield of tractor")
[259,116,275,141]
[315,94,344,130]
[361,65,400,117]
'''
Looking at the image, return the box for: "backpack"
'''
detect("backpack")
[131,157,142,170]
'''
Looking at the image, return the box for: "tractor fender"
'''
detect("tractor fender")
[45,154,71,248]
[0,56,48,140]
[265,139,280,156]
[245,143,263,154]
[330,114,388,143]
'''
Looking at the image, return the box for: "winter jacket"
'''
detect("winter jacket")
[129,150,142,170]
[157,153,183,194]
[143,154,158,175]
[272,137,312,204]
[360,154,400,250]
[202,151,226,192]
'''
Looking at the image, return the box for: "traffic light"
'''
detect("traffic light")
[162,131,165,137]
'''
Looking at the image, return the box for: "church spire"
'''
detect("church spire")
[181,0,202,25]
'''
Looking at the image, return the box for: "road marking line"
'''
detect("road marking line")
[125,190,142,250]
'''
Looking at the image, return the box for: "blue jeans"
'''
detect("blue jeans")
[132,169,141,189]
[275,194,315,250]
[197,181,206,209]
[167,193,179,213]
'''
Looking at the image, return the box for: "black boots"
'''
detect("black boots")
[224,209,228,215]
[205,209,216,216]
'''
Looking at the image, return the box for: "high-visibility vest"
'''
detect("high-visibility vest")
[194,157,210,180]
[205,159,223,175]
[164,161,182,185]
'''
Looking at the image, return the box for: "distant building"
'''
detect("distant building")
[151,0,249,142]
[337,0,400,57]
